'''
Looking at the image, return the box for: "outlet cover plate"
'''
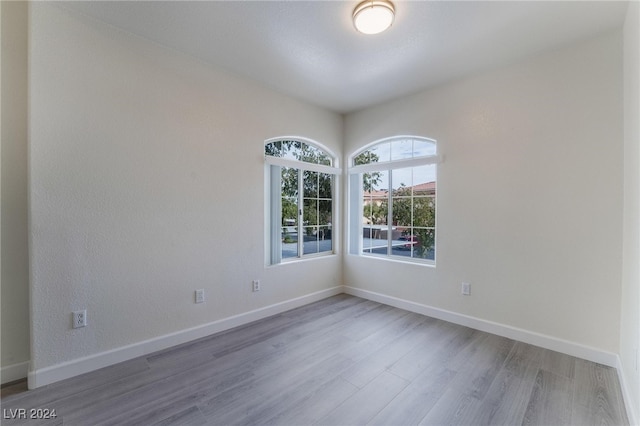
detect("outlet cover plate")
[462,282,471,296]
[73,310,87,328]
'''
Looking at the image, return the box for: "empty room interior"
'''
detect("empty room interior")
[1,0,640,425]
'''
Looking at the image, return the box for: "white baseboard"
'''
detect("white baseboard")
[28,286,343,389]
[615,355,640,426]
[1,361,29,385]
[343,286,619,368]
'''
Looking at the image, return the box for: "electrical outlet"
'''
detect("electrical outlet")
[461,282,471,296]
[252,280,261,292]
[72,310,87,329]
[195,289,205,304]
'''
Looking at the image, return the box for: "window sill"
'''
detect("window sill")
[351,253,436,268]
[268,252,338,268]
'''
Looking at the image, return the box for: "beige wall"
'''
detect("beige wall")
[1,0,30,383]
[28,3,342,373]
[621,0,640,423]
[345,31,624,354]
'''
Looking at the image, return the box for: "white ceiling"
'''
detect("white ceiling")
[60,1,629,114]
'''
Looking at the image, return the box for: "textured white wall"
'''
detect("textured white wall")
[621,0,640,422]
[28,3,342,371]
[344,32,624,353]
[1,1,30,377]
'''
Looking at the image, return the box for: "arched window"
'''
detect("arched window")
[265,138,340,265]
[348,136,438,264]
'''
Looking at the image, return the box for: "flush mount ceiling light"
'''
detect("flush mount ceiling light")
[353,0,395,35]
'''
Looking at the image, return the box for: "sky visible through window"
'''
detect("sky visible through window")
[355,138,437,189]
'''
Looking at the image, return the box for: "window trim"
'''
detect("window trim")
[266,155,341,175]
[265,137,340,266]
[348,135,439,266]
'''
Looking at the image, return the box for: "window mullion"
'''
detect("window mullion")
[298,169,304,257]
[410,179,415,257]
[266,156,340,175]
[387,168,393,255]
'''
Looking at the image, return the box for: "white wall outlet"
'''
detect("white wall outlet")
[195,289,205,304]
[252,280,261,292]
[461,282,471,296]
[72,310,87,328]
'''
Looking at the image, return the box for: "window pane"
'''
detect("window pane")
[392,197,412,227]
[369,142,390,163]
[303,171,318,198]
[265,141,282,157]
[413,228,435,260]
[413,197,435,227]
[412,139,437,157]
[363,170,388,226]
[362,171,382,194]
[353,150,371,166]
[299,143,324,164]
[318,173,332,199]
[391,168,412,193]
[412,165,436,194]
[300,143,317,161]
[303,226,319,255]
[363,225,388,255]
[318,200,332,254]
[281,227,298,259]
[317,152,332,166]
[281,140,302,161]
[268,140,332,166]
[282,167,298,198]
[391,139,413,161]
[391,167,412,229]
[281,167,298,259]
[412,165,436,228]
[281,197,298,260]
[282,197,298,227]
[391,232,416,258]
[363,170,388,255]
[303,198,319,226]
[319,200,332,226]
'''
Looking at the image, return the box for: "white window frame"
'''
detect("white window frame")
[348,136,439,266]
[265,137,341,265]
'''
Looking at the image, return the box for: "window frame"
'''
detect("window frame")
[265,137,341,265]
[348,136,439,266]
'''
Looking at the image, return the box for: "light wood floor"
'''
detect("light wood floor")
[1,295,629,425]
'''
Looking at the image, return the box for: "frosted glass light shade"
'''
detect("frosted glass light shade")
[353,0,395,35]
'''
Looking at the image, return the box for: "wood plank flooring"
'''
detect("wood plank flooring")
[0,295,629,425]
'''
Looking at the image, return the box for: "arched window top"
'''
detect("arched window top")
[265,138,334,167]
[352,136,436,166]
